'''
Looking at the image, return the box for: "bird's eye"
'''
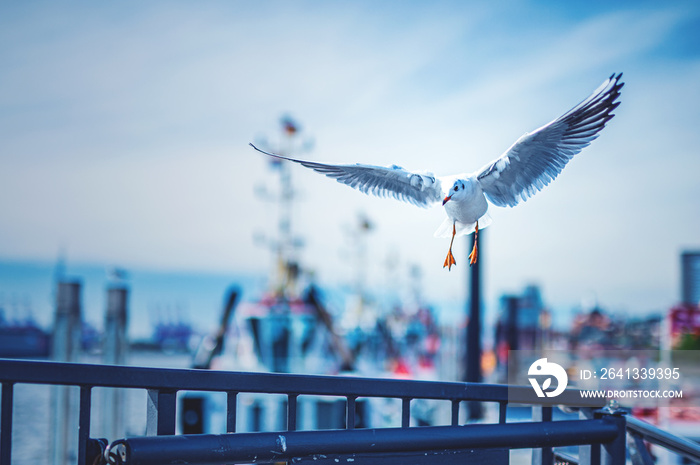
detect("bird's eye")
[454,186,459,191]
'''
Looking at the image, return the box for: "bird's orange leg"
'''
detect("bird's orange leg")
[443,223,457,271]
[469,221,479,266]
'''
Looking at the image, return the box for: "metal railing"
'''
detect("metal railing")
[626,414,700,464]
[0,358,671,465]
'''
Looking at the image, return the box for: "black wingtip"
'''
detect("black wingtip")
[606,73,624,88]
[613,73,624,89]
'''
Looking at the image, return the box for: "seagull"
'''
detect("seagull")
[250,73,623,270]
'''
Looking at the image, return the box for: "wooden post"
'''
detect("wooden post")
[51,281,82,465]
[102,286,128,441]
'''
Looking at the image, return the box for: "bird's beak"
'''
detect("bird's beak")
[442,195,452,206]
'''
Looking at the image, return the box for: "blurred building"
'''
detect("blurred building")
[569,306,661,350]
[681,251,700,305]
[669,304,700,349]
[494,285,554,376]
[666,251,700,350]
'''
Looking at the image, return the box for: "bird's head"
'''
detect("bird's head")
[443,180,467,205]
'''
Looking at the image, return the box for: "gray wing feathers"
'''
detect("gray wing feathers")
[249,144,442,208]
[478,73,623,208]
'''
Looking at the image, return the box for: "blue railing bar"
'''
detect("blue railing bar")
[626,414,700,463]
[1,382,14,465]
[111,418,623,465]
[401,398,411,427]
[346,396,356,430]
[146,389,177,436]
[226,391,237,433]
[77,386,92,465]
[287,394,298,431]
[450,400,459,426]
[0,359,605,407]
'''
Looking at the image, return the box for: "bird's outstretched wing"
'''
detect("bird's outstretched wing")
[477,73,623,208]
[249,143,443,208]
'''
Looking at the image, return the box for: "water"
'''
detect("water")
[0,259,268,340]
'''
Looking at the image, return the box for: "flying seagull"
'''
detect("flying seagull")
[250,73,623,270]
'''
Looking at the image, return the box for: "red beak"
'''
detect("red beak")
[442,195,452,206]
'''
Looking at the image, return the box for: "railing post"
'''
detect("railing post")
[77,386,92,465]
[1,382,14,465]
[401,398,411,428]
[287,394,298,431]
[598,410,626,465]
[498,401,507,424]
[147,389,177,436]
[226,391,238,433]
[451,400,460,426]
[578,408,600,465]
[346,396,356,430]
[532,405,553,465]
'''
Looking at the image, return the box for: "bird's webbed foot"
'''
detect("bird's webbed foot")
[443,249,457,271]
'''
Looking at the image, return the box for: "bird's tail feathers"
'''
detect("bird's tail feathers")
[433,213,492,238]
[433,217,454,238]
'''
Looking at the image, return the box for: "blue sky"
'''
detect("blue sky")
[1,1,699,335]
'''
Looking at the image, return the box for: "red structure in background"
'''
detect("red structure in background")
[669,303,700,349]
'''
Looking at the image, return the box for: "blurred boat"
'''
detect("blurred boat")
[0,304,50,358]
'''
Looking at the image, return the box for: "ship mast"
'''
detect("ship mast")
[254,115,312,297]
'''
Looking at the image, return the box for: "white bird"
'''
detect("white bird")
[250,73,623,270]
